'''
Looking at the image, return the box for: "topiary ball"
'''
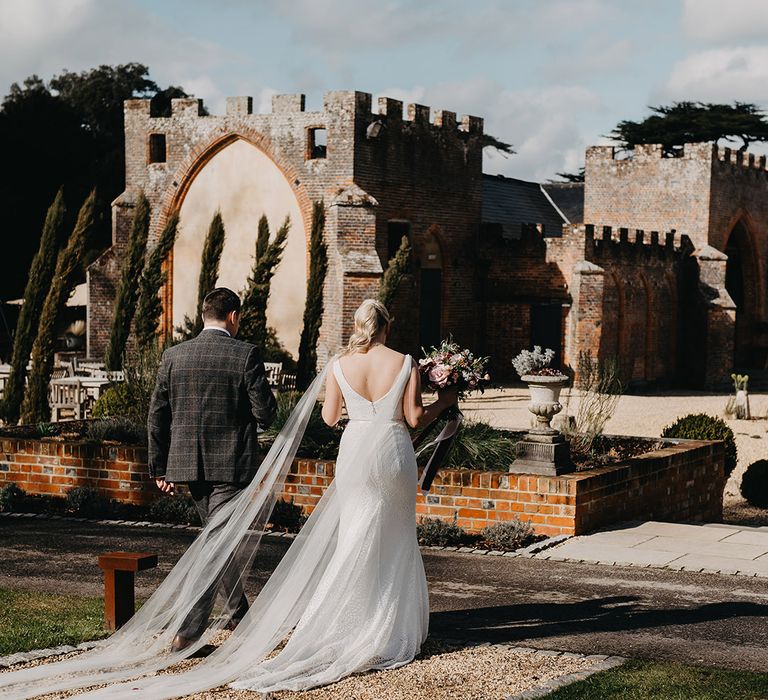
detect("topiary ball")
[740,460,768,509]
[661,413,738,478]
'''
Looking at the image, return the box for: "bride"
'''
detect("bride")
[0,299,457,699]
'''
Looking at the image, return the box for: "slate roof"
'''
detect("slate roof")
[541,182,585,224]
[482,174,569,239]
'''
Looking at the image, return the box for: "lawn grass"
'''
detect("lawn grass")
[544,659,768,699]
[0,588,109,655]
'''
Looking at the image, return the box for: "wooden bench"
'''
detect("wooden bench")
[97,552,158,630]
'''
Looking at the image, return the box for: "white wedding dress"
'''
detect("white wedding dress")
[231,353,429,691]
[0,355,428,699]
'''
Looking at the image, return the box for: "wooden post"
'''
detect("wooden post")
[98,552,158,630]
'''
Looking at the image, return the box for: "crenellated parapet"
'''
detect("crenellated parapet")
[577,223,694,262]
[493,222,694,264]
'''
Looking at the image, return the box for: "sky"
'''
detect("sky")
[1,0,768,182]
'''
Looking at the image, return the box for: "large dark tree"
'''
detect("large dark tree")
[0,64,191,305]
[104,192,151,369]
[1,190,66,424]
[21,191,97,424]
[610,101,768,155]
[239,215,290,353]
[296,202,327,391]
[135,212,179,348]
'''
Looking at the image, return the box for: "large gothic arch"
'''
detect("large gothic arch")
[157,131,311,356]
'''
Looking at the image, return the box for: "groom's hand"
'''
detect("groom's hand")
[155,478,175,494]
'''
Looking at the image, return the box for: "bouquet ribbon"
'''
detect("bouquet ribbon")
[413,406,464,494]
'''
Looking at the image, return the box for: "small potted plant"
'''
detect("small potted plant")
[512,346,568,433]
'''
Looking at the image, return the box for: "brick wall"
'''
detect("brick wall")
[89,91,484,368]
[583,142,768,369]
[477,223,721,385]
[0,438,724,537]
[0,439,152,504]
[286,438,723,536]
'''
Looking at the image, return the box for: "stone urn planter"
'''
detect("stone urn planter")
[510,373,573,476]
[522,374,569,434]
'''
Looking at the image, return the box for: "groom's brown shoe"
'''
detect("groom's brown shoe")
[171,634,199,653]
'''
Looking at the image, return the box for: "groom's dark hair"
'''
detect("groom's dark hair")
[202,287,241,321]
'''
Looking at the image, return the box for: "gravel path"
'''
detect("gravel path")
[3,640,602,700]
[4,519,768,672]
[461,387,768,503]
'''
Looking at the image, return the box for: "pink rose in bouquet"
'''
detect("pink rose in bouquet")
[427,364,452,387]
[419,339,491,400]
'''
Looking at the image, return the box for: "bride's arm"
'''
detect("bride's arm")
[321,370,344,426]
[403,360,457,429]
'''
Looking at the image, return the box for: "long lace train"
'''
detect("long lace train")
[0,354,428,699]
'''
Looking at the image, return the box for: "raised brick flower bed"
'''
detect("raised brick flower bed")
[0,436,725,536]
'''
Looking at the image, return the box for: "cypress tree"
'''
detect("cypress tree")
[296,201,327,390]
[239,215,290,352]
[134,212,179,348]
[378,235,411,310]
[255,214,269,264]
[104,192,150,369]
[177,210,226,339]
[21,190,96,424]
[1,189,66,424]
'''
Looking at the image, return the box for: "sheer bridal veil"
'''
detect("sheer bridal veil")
[0,361,397,699]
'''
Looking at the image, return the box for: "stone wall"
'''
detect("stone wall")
[88,91,483,367]
[583,142,768,369]
[583,143,714,245]
[478,223,730,385]
[0,437,724,537]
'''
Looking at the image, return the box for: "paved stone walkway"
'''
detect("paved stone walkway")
[536,521,768,577]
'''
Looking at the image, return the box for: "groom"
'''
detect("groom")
[148,287,277,651]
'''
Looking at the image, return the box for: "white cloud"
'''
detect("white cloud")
[543,38,634,81]
[682,0,768,42]
[661,47,768,102]
[263,0,456,50]
[0,0,233,110]
[377,79,601,182]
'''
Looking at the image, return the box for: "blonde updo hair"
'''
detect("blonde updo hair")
[345,299,391,354]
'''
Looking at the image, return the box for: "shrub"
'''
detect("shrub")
[426,419,517,471]
[86,417,146,445]
[36,422,56,437]
[269,498,306,532]
[740,460,768,508]
[92,383,133,420]
[0,483,25,513]
[262,391,341,459]
[563,351,624,456]
[65,486,112,519]
[417,516,466,547]
[512,346,559,378]
[148,494,200,525]
[91,342,163,427]
[480,519,536,551]
[661,413,738,477]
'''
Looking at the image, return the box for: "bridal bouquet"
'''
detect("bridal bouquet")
[415,340,490,493]
[418,339,490,400]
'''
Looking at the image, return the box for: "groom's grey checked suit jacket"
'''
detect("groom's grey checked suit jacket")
[148,329,278,483]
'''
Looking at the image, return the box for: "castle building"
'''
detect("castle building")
[87,91,767,387]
